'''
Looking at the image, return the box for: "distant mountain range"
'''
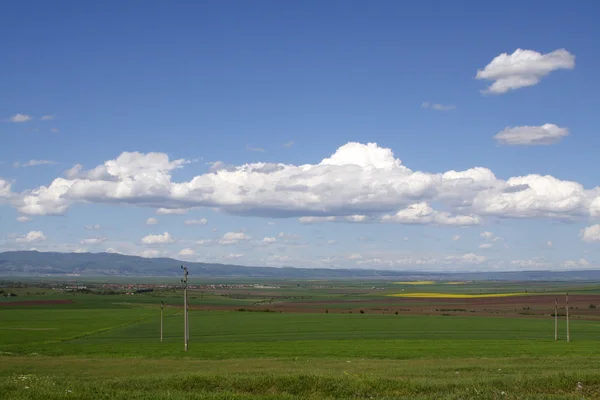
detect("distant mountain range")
[1,251,600,281]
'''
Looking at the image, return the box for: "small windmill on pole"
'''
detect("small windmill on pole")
[181,265,189,352]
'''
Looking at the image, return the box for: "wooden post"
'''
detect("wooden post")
[554,298,557,341]
[160,301,164,343]
[566,293,570,343]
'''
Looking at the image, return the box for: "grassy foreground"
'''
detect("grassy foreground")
[2,287,600,399]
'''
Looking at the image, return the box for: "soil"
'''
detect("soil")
[0,299,74,306]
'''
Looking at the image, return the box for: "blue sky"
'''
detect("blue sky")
[2,0,600,271]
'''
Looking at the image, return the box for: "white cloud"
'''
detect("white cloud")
[196,239,214,246]
[563,258,590,268]
[178,248,195,257]
[219,232,251,245]
[156,207,189,215]
[8,113,32,123]
[139,249,162,258]
[480,231,501,241]
[80,236,107,245]
[283,141,295,148]
[74,248,88,253]
[494,124,569,146]
[476,48,575,94]
[348,253,362,260]
[16,216,31,223]
[225,253,244,259]
[16,231,47,243]
[184,218,207,225]
[41,114,55,121]
[13,160,57,168]
[479,243,492,249]
[51,128,59,133]
[0,178,13,200]
[326,239,337,245]
[421,102,456,111]
[547,241,553,248]
[382,202,480,226]
[85,224,101,230]
[452,235,461,241]
[510,258,549,268]
[146,217,158,225]
[262,237,277,244]
[581,225,600,242]
[10,142,600,226]
[446,253,486,264]
[141,232,174,244]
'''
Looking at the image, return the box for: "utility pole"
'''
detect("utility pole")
[181,265,189,352]
[160,301,164,343]
[554,298,558,341]
[566,293,570,343]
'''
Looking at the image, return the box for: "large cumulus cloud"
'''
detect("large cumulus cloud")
[7,142,600,225]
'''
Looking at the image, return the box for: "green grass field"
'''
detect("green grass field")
[2,281,600,399]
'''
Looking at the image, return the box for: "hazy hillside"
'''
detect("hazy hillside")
[2,251,600,280]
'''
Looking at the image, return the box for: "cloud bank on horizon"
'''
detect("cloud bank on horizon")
[2,141,597,224]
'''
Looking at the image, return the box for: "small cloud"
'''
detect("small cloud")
[219,232,252,245]
[156,207,188,215]
[581,224,600,242]
[422,102,456,111]
[348,253,362,260]
[452,235,461,241]
[262,237,277,244]
[494,124,569,146]
[80,236,107,245]
[85,224,101,230]
[17,216,31,223]
[51,128,59,133]
[13,160,57,168]
[141,232,175,245]
[16,231,47,243]
[8,113,32,123]
[283,141,295,148]
[225,253,244,259]
[247,145,266,152]
[479,243,493,249]
[267,221,276,225]
[184,218,208,225]
[476,48,575,94]
[146,217,158,225]
[326,239,337,245]
[480,231,501,241]
[547,241,553,248]
[41,114,55,121]
[178,248,195,257]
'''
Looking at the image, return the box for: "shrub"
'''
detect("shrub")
[359,310,364,314]
[395,311,398,315]
[325,309,328,314]
[590,304,596,309]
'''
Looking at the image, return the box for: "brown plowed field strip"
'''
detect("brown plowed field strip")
[186,294,600,320]
[0,299,74,306]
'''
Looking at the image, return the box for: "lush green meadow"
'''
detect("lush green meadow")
[2,281,600,399]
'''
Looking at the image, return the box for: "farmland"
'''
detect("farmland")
[2,279,600,399]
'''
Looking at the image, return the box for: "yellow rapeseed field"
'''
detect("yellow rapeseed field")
[393,281,436,285]
[388,292,527,298]
[445,281,467,285]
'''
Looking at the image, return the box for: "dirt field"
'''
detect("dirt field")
[0,299,74,307]
[185,294,600,319]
